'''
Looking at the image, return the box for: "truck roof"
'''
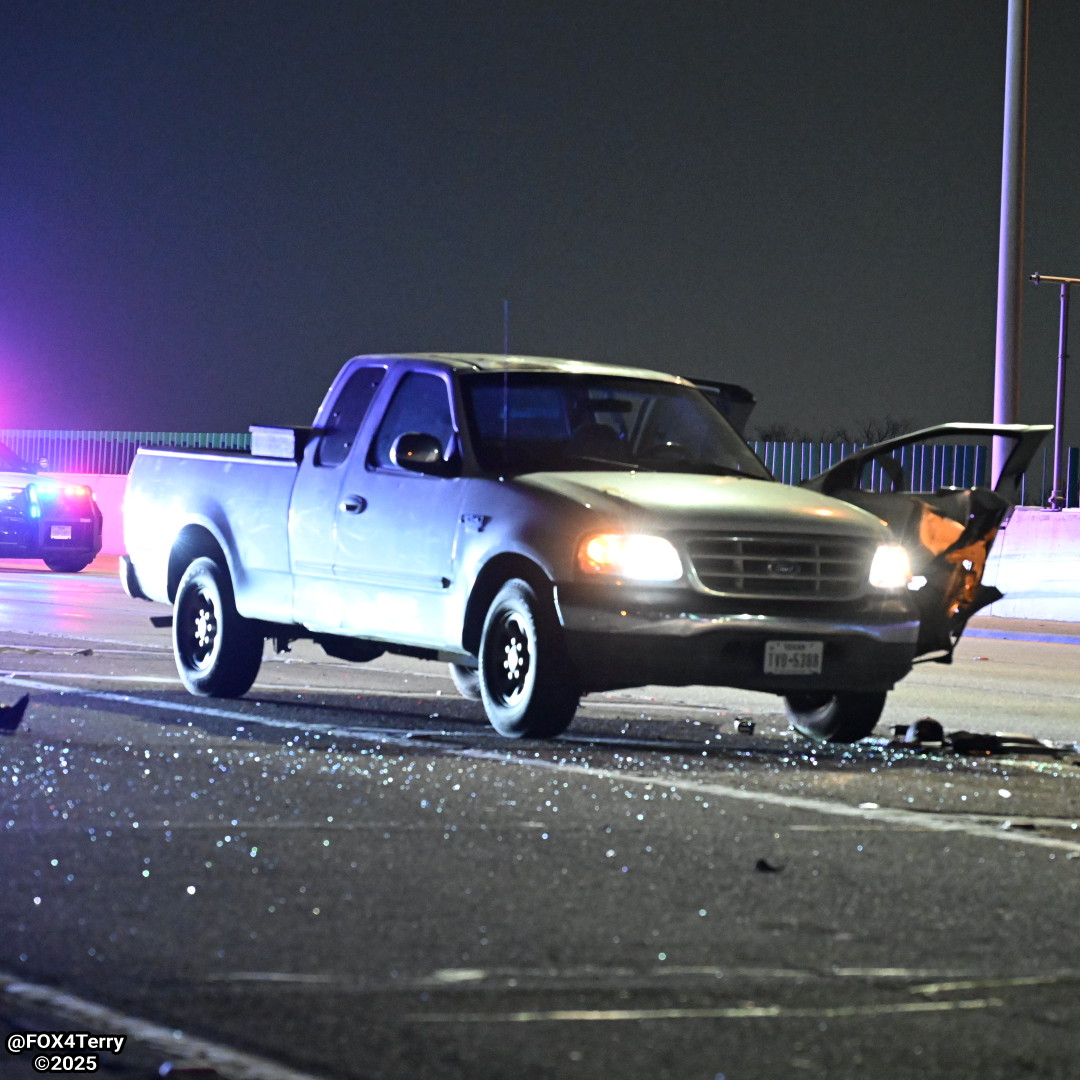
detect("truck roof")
[343,353,692,384]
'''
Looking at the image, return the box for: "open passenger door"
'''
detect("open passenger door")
[801,423,1051,662]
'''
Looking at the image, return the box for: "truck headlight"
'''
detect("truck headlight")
[868,544,911,590]
[577,533,683,582]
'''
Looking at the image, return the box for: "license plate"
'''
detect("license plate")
[764,640,823,675]
[50,525,72,540]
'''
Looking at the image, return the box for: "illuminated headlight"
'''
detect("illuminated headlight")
[868,544,911,590]
[577,533,683,582]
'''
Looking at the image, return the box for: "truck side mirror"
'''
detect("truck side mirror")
[391,432,446,474]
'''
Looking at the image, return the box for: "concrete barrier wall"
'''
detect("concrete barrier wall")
[60,475,1080,623]
[982,507,1080,621]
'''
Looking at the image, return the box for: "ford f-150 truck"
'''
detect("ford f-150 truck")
[119,353,1048,742]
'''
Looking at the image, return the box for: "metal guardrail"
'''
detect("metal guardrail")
[0,430,251,475]
[1,430,1077,508]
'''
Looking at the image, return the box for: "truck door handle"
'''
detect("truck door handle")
[340,495,367,514]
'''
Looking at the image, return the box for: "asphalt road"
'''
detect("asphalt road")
[1,558,1079,1080]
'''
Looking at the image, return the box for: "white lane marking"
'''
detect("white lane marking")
[6,677,1080,855]
[408,998,1005,1023]
[3,672,186,686]
[0,676,472,758]
[209,963,1050,990]
[0,667,736,717]
[0,676,470,737]
[2,670,464,700]
[0,973,330,1080]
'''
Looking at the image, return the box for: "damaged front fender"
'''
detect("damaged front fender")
[801,422,1052,661]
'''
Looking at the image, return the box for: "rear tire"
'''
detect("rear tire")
[173,557,263,697]
[478,578,579,738]
[785,690,887,743]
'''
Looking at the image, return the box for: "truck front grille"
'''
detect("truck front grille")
[684,533,873,600]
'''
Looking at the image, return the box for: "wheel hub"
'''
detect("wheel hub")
[192,603,216,659]
[503,636,524,681]
[498,616,531,699]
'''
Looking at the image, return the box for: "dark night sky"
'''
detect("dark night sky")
[3,1,1080,440]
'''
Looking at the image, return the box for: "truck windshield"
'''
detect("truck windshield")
[461,373,773,479]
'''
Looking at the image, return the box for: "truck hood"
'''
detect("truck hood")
[515,470,887,536]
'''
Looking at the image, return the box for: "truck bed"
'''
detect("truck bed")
[123,447,300,620]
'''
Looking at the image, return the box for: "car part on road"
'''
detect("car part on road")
[0,693,29,733]
[895,717,947,746]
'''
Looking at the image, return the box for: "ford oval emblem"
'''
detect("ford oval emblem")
[768,560,800,576]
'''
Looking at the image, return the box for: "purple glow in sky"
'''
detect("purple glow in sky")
[3,1,1080,440]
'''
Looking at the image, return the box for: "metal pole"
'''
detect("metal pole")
[503,299,510,355]
[992,0,1030,485]
[1051,283,1070,508]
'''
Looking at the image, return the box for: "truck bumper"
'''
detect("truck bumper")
[554,585,919,695]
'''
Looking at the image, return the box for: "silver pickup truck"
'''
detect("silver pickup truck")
[120,353,1047,742]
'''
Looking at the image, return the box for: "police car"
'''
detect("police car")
[0,441,103,572]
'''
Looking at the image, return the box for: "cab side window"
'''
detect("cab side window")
[318,367,385,467]
[371,372,455,469]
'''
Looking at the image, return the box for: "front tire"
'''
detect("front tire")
[44,554,93,573]
[448,663,482,700]
[785,690,887,743]
[478,578,579,738]
[173,557,263,697]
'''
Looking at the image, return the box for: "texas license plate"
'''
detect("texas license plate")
[50,525,72,540]
[764,640,823,675]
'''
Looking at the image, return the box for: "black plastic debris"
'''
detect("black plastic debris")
[893,717,945,747]
[754,858,782,873]
[735,717,755,735]
[948,731,1005,755]
[0,694,29,734]
[948,731,1051,756]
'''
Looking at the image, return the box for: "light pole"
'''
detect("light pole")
[992,0,1030,485]
[1029,272,1079,509]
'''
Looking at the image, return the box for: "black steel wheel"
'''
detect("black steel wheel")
[784,690,888,743]
[172,556,263,697]
[478,578,579,738]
